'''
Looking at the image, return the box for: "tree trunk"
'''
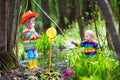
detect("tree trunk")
[0,0,21,70]
[0,0,7,52]
[97,0,120,60]
[27,0,32,11]
[106,23,113,50]
[52,0,57,15]
[57,0,67,33]
[82,0,92,23]
[67,0,76,25]
[117,0,120,36]
[74,0,84,40]
[41,0,51,31]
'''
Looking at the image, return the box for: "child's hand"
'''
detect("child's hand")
[71,41,75,44]
[34,34,42,39]
[71,41,79,47]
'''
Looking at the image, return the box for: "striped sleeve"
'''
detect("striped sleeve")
[80,41,85,47]
[21,27,30,39]
[93,42,102,54]
[24,31,39,40]
[21,27,39,40]
[73,41,83,47]
[21,26,42,42]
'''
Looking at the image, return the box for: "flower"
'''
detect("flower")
[63,68,75,79]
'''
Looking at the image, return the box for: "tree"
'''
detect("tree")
[41,0,51,31]
[57,0,67,33]
[0,0,21,70]
[27,0,33,11]
[106,23,113,50]
[67,0,76,25]
[75,0,84,40]
[98,0,120,60]
[117,0,120,35]
[82,0,92,22]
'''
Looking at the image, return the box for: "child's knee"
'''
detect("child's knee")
[33,50,38,59]
[27,50,34,60]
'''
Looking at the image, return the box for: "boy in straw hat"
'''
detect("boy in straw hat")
[71,30,101,57]
[20,11,42,69]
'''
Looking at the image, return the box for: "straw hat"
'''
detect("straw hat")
[21,11,39,24]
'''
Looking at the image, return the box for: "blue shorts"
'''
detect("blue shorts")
[27,50,38,60]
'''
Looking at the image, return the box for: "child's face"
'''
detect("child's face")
[84,33,93,41]
[25,17,35,26]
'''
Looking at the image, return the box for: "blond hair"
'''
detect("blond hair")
[85,30,94,38]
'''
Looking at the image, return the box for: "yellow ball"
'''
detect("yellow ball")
[46,27,57,40]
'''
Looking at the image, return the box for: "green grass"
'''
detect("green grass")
[67,49,119,80]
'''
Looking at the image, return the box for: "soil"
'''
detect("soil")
[0,66,63,80]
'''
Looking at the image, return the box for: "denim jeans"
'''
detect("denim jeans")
[27,50,38,60]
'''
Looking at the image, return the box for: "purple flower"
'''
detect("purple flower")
[72,71,75,77]
[63,68,75,79]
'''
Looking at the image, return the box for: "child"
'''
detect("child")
[71,30,101,57]
[20,11,42,69]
